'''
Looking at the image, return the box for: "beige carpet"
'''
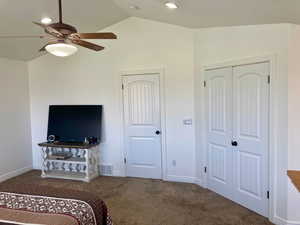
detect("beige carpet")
[0,170,273,225]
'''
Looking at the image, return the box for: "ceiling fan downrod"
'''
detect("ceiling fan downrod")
[59,0,63,23]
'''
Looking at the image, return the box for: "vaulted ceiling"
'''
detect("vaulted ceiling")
[1,0,300,61]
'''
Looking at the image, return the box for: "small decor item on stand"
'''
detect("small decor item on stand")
[84,137,90,145]
[83,137,98,145]
[47,135,57,143]
[49,152,73,160]
[88,136,98,144]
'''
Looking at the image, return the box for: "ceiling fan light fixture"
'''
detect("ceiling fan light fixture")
[0,0,115,56]
[41,17,52,24]
[45,43,78,57]
[165,2,178,9]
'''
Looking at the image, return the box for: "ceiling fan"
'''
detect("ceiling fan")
[0,0,117,57]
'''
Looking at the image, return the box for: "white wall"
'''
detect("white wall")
[0,57,32,181]
[28,17,196,182]
[286,24,300,223]
[194,24,290,224]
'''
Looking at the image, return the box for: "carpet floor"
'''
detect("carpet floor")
[0,170,273,225]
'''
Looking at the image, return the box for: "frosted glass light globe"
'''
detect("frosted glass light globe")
[45,43,78,57]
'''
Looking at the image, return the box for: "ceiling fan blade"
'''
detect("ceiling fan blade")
[33,22,64,38]
[33,21,47,29]
[70,32,117,39]
[0,35,44,39]
[71,39,104,51]
[39,44,48,52]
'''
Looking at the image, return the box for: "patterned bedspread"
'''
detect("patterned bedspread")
[0,184,113,225]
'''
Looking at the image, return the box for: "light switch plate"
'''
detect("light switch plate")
[183,119,193,125]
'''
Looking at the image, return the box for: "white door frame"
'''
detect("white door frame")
[119,68,167,180]
[196,54,277,221]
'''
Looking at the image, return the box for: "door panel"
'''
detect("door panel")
[129,137,159,165]
[238,151,261,197]
[206,67,233,199]
[238,74,261,139]
[233,62,269,216]
[129,81,155,125]
[123,74,162,179]
[210,143,226,183]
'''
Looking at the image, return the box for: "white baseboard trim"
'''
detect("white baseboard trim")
[113,169,126,177]
[0,166,32,183]
[165,175,196,183]
[273,216,300,225]
[99,169,125,177]
[194,178,206,188]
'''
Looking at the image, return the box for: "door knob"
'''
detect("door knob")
[231,141,238,146]
[155,130,161,135]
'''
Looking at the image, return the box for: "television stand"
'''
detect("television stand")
[38,142,100,182]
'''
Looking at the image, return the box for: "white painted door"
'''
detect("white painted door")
[205,67,234,199]
[123,74,162,179]
[232,63,269,216]
[205,62,269,217]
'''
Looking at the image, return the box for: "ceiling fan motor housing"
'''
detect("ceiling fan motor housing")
[47,23,78,37]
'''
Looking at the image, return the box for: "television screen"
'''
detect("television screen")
[47,105,102,143]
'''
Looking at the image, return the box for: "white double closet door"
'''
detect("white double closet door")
[205,62,269,217]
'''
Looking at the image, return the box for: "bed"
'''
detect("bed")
[0,184,113,225]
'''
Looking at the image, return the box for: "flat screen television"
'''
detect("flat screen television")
[47,105,102,143]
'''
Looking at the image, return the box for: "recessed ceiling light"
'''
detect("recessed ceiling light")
[41,17,52,24]
[165,2,178,9]
[129,5,140,10]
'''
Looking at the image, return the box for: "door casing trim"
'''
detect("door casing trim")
[119,68,167,180]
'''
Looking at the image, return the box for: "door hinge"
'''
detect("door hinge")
[122,84,124,90]
[124,157,127,164]
[267,191,270,199]
[204,166,207,173]
[204,81,207,87]
[268,75,270,84]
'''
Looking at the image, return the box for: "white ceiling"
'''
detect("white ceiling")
[1,0,300,61]
[114,0,300,28]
